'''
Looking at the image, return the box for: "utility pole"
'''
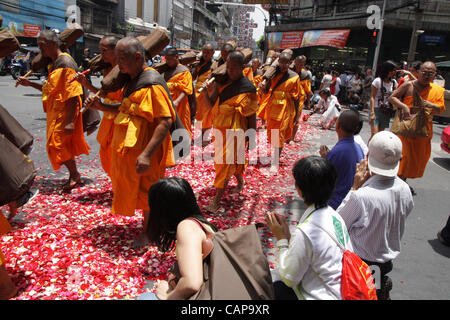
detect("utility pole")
[407,0,424,65]
[372,0,387,73]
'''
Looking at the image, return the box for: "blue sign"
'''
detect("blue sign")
[420,34,446,44]
[0,0,66,37]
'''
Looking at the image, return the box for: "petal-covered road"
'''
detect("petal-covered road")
[1,118,326,300]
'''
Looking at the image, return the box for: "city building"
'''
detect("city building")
[265,0,450,71]
[0,0,67,46]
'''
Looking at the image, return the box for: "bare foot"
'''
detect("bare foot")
[7,202,17,221]
[132,232,150,250]
[289,140,296,146]
[206,201,220,213]
[63,174,82,192]
[231,184,244,194]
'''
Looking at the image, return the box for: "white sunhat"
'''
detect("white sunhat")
[368,131,403,177]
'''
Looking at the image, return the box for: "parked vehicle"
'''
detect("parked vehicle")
[10,46,47,80]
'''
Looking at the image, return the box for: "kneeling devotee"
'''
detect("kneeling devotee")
[17,30,90,190]
[86,37,176,247]
[201,51,258,213]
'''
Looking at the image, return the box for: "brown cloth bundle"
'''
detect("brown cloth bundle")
[197,48,253,93]
[259,49,294,91]
[0,104,34,155]
[0,29,20,58]
[31,23,84,71]
[87,54,110,74]
[391,88,430,138]
[211,48,253,84]
[0,134,36,207]
[101,28,170,93]
[153,51,199,74]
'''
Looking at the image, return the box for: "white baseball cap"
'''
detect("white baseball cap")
[368,131,403,177]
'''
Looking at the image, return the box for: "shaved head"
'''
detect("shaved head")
[279,52,292,62]
[115,37,147,76]
[228,51,245,66]
[116,37,145,63]
[338,110,360,135]
[227,51,245,81]
[38,30,59,44]
[421,61,436,70]
[165,48,179,57]
[221,43,235,52]
[37,30,60,58]
[203,43,215,51]
[418,61,437,85]
[295,55,306,62]
[100,36,119,49]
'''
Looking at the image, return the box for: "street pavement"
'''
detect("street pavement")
[1,74,449,300]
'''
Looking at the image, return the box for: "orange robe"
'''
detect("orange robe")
[166,68,194,138]
[398,83,446,178]
[212,79,258,188]
[195,63,214,129]
[243,67,254,82]
[252,71,264,105]
[97,89,122,177]
[261,71,301,148]
[111,69,176,217]
[0,211,11,266]
[299,77,312,115]
[42,52,89,170]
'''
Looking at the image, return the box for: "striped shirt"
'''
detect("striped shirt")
[337,175,414,263]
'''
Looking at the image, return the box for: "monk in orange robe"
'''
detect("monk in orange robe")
[389,61,446,192]
[17,30,90,190]
[251,58,263,97]
[259,52,301,173]
[86,37,175,247]
[193,44,215,138]
[163,48,194,138]
[288,55,312,144]
[73,36,121,177]
[0,211,17,299]
[201,51,258,213]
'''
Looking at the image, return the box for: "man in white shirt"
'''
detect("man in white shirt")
[266,156,353,300]
[337,131,414,300]
[320,69,333,91]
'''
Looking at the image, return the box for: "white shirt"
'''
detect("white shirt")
[371,77,398,109]
[334,77,341,96]
[337,175,414,263]
[321,74,332,89]
[346,74,355,88]
[354,134,368,157]
[275,205,353,300]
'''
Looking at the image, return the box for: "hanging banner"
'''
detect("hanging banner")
[268,29,351,50]
[268,31,304,50]
[301,29,351,49]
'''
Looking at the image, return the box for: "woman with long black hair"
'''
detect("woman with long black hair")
[138,177,216,300]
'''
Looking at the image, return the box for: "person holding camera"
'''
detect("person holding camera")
[369,61,398,140]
